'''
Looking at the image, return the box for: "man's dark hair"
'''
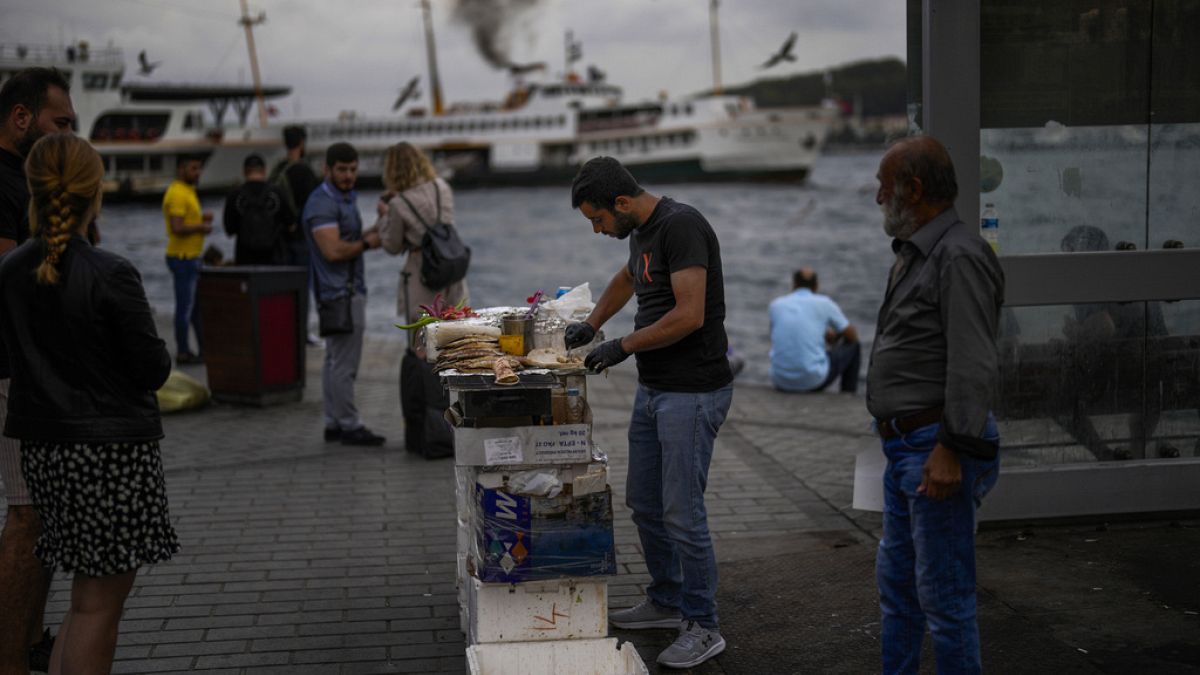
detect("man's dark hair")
[325,142,357,168]
[282,125,307,150]
[890,136,958,205]
[0,67,71,123]
[176,154,204,169]
[570,156,644,211]
[243,154,266,171]
[793,268,818,291]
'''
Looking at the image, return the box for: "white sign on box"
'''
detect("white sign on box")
[483,437,523,465]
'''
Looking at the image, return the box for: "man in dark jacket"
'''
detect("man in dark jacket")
[0,66,75,673]
[223,154,296,265]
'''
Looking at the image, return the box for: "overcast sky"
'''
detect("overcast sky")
[3,0,906,120]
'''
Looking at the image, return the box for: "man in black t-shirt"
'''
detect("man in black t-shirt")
[223,154,297,265]
[565,157,733,670]
[0,66,75,673]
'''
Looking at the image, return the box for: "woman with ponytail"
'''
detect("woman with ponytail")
[0,133,176,674]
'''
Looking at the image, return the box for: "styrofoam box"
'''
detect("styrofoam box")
[454,413,592,466]
[467,576,607,644]
[467,637,648,675]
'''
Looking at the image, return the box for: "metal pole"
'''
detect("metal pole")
[402,270,413,350]
[238,0,269,128]
[420,0,445,116]
[709,0,722,95]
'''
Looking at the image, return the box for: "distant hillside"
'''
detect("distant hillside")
[707,57,907,117]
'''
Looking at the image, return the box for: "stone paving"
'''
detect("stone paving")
[3,329,1198,674]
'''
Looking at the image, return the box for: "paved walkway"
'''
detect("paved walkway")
[4,331,1198,674]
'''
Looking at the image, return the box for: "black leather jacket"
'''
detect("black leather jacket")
[0,235,171,442]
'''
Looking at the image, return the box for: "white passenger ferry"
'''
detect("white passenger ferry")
[0,42,288,197]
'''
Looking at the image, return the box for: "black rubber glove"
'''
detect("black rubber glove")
[584,338,630,373]
[564,322,597,350]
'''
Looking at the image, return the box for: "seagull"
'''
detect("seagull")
[392,76,421,112]
[137,50,161,76]
[759,32,798,70]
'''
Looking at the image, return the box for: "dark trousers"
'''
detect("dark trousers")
[814,340,862,393]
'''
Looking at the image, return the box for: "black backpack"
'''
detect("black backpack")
[235,185,283,257]
[397,182,470,289]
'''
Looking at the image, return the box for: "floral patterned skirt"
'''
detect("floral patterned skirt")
[21,440,180,577]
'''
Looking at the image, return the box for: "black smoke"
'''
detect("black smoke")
[452,0,544,69]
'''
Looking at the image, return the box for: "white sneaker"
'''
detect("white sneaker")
[608,599,682,630]
[656,620,725,669]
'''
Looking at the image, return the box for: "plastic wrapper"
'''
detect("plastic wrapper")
[458,455,614,583]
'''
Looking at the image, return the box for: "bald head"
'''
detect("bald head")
[793,267,818,291]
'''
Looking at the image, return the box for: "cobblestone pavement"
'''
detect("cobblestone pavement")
[4,330,1197,673]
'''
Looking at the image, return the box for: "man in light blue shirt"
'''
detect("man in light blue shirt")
[768,267,860,393]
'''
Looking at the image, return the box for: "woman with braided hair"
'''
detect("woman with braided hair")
[0,133,176,674]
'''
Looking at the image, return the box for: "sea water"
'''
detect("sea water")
[96,152,901,386]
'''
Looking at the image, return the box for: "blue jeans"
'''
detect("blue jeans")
[165,256,203,355]
[876,416,1000,675]
[626,383,733,630]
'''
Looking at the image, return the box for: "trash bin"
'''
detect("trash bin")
[198,266,308,405]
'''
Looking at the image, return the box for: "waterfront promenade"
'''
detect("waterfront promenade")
[3,331,1197,674]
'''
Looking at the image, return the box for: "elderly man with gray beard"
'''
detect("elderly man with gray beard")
[867,136,1004,675]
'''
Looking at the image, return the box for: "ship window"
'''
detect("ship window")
[639,137,648,152]
[115,155,143,172]
[82,72,108,90]
[148,155,163,171]
[684,104,693,115]
[756,127,767,136]
[99,155,112,171]
[111,72,122,88]
[90,113,170,142]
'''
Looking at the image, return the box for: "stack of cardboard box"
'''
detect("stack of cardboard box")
[442,369,647,674]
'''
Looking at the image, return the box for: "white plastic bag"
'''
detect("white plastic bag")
[540,283,594,321]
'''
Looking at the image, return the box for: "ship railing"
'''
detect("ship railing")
[0,43,123,67]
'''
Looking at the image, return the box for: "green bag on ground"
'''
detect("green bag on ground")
[156,369,210,413]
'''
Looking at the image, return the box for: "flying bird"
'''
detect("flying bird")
[137,50,161,75]
[759,32,798,70]
[392,76,421,111]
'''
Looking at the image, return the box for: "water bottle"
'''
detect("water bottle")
[566,387,584,424]
[980,203,999,253]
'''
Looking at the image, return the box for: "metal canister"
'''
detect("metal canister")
[500,315,534,356]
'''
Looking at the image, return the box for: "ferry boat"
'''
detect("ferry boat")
[0,42,289,197]
[303,78,834,187]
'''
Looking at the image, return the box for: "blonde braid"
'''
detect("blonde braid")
[35,188,79,285]
[23,133,105,285]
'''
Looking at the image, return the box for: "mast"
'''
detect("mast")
[238,0,269,128]
[420,0,445,116]
[709,0,722,95]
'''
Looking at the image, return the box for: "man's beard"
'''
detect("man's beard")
[611,210,639,239]
[882,191,920,240]
[16,126,43,157]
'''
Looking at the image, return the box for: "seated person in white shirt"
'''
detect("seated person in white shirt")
[768,267,860,393]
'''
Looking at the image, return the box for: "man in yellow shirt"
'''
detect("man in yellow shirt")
[162,156,213,363]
